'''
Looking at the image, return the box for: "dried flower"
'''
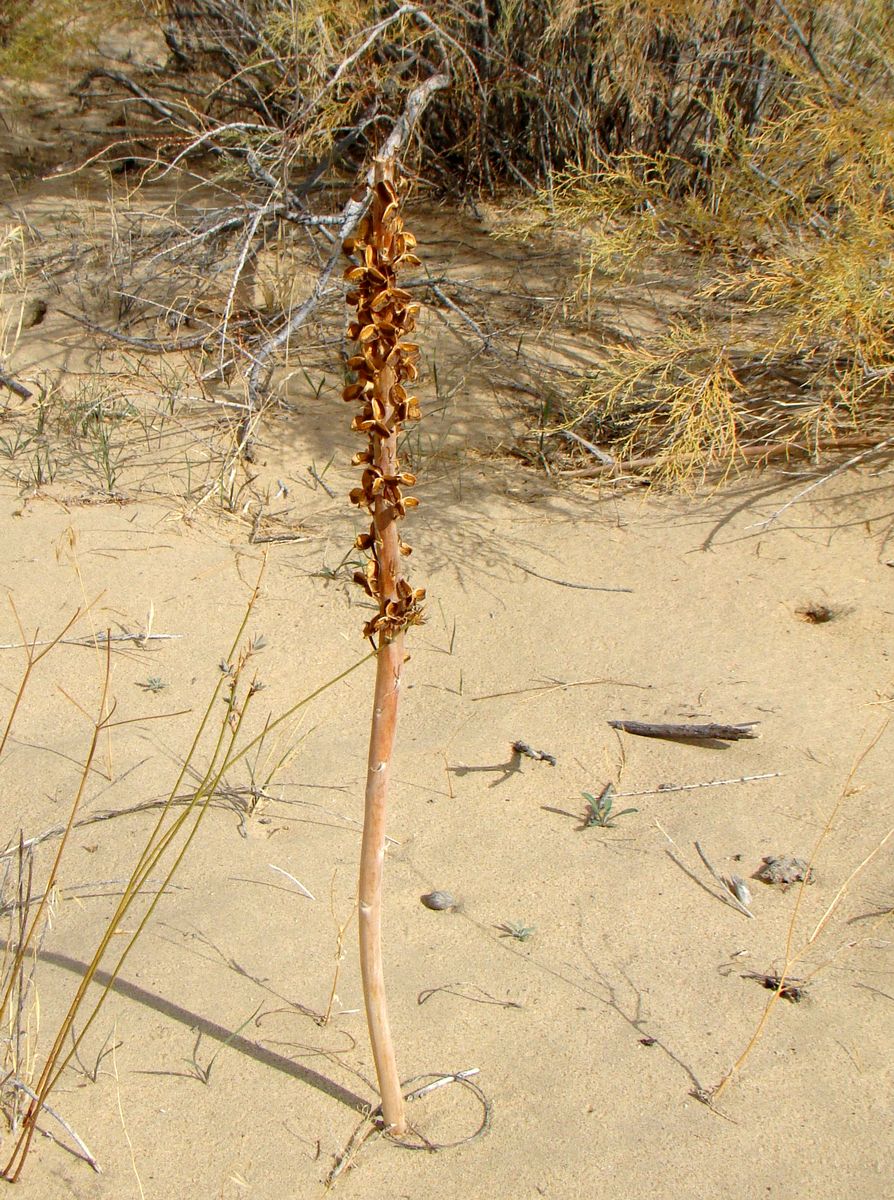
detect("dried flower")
[343,173,425,642]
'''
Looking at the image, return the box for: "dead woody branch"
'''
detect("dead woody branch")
[241,71,449,452]
[609,720,759,742]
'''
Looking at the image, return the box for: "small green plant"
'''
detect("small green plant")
[301,369,327,402]
[312,548,365,583]
[0,429,33,461]
[138,677,167,694]
[582,784,637,828]
[184,1006,261,1085]
[27,445,56,488]
[85,422,118,493]
[69,1027,121,1085]
[498,921,536,942]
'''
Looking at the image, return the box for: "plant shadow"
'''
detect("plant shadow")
[13,943,369,1115]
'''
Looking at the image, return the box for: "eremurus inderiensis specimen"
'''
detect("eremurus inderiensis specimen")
[343,158,425,1135]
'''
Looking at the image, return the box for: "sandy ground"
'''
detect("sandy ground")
[0,454,891,1200]
[0,66,892,1200]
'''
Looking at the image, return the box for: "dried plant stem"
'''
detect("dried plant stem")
[807,826,893,945]
[0,644,110,1029]
[7,1081,100,1173]
[616,771,782,798]
[359,627,406,1133]
[0,601,83,758]
[1,567,372,1181]
[2,645,113,1180]
[345,159,427,1133]
[748,436,894,529]
[357,199,407,1136]
[712,717,890,1099]
[560,434,880,478]
[321,884,355,1028]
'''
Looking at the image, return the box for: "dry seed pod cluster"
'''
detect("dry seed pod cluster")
[343,174,426,641]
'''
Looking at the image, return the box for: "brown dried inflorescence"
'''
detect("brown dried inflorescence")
[343,171,426,642]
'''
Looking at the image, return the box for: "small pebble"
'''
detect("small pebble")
[21,298,48,329]
[421,890,456,911]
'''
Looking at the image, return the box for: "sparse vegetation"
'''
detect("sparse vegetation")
[0,3,890,1192]
[6,2,890,487]
[0,1,136,83]
[0,585,369,1180]
[502,4,894,480]
[498,921,536,943]
[582,785,638,829]
[138,676,167,693]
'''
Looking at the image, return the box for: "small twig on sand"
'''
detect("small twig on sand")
[747,436,894,529]
[404,1067,480,1101]
[516,563,632,593]
[472,675,653,702]
[609,720,758,742]
[427,282,489,343]
[512,740,556,766]
[308,465,337,497]
[268,864,316,901]
[248,509,313,545]
[0,632,181,651]
[615,771,782,798]
[656,822,755,919]
[326,1115,381,1188]
[249,531,313,545]
[8,1081,100,1172]
[547,428,615,465]
[0,368,32,400]
[694,841,755,919]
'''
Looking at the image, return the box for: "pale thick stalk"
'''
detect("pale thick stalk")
[358,357,407,1134]
[359,631,405,1132]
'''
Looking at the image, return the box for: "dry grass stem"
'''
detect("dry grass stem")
[712,718,891,1099]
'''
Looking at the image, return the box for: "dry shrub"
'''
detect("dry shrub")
[8,2,892,484]
[0,1,138,82]
[156,0,821,188]
[507,2,894,480]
